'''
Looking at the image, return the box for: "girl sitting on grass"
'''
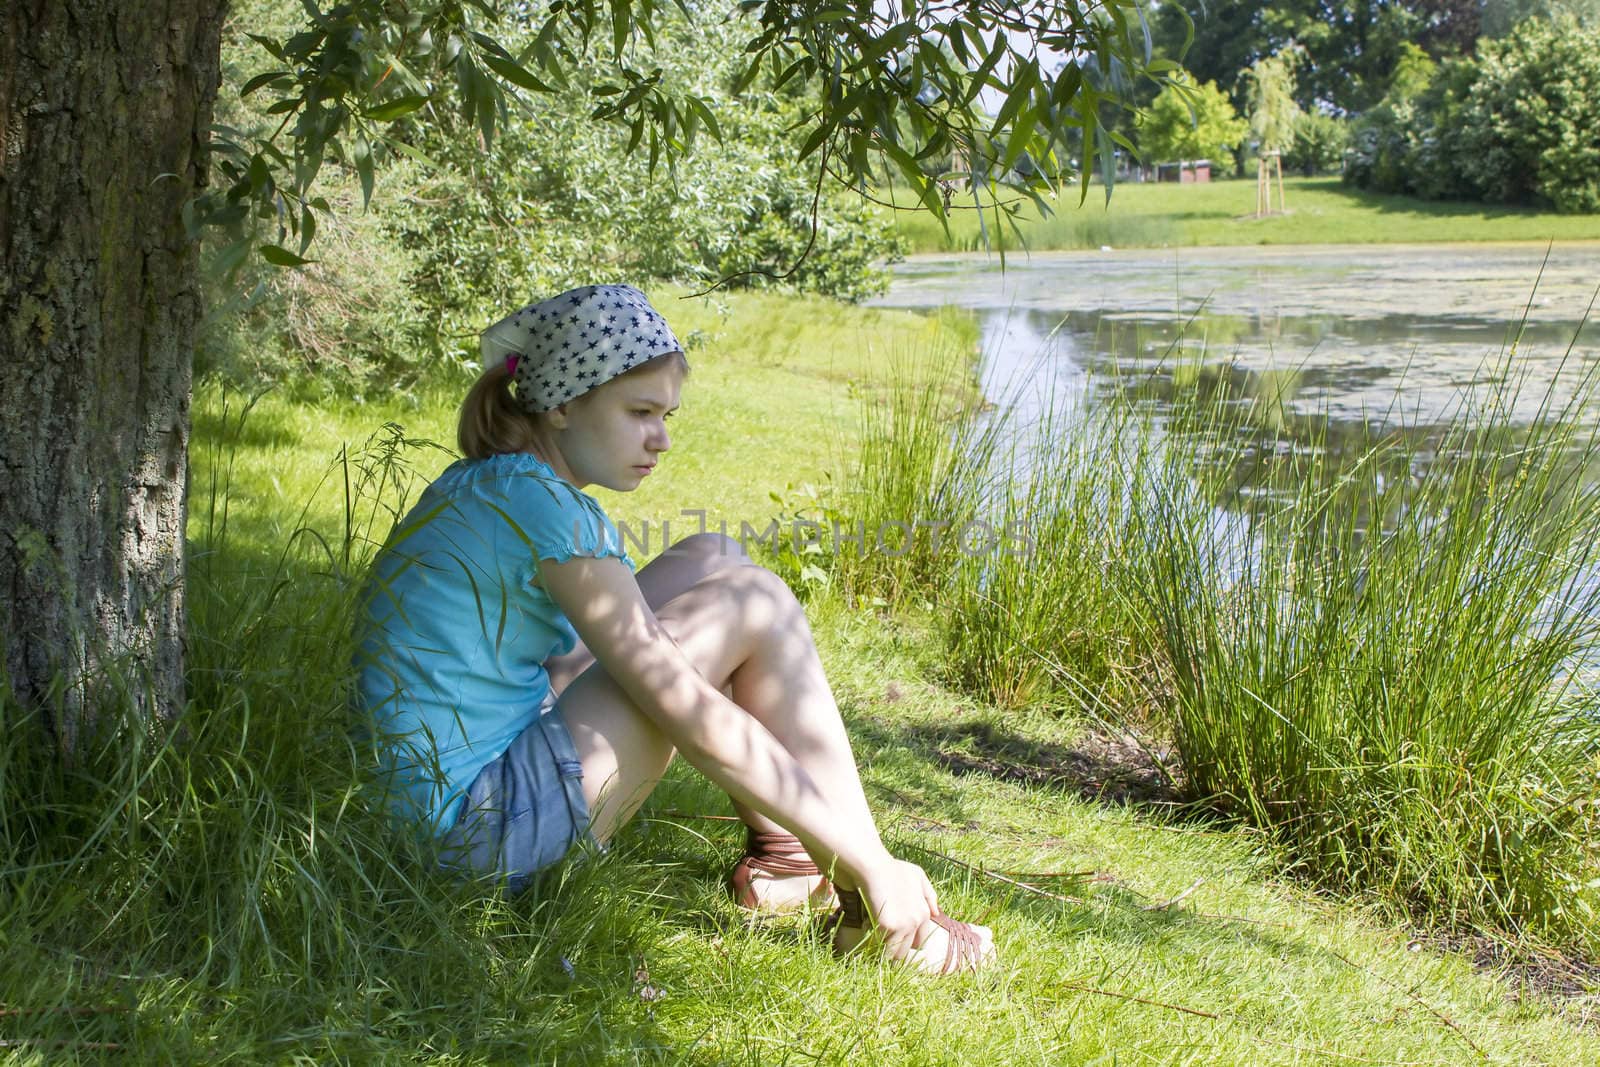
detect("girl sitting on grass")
[355,284,993,974]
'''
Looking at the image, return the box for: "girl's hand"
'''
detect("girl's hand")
[857,858,940,960]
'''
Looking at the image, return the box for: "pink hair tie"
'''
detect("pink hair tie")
[504,355,520,377]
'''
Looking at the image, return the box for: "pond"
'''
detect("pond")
[870,243,1600,434]
[870,243,1600,513]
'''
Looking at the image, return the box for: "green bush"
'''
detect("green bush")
[1283,112,1349,177]
[1135,74,1248,166]
[1345,16,1600,213]
[1131,365,1600,946]
[1457,14,1600,212]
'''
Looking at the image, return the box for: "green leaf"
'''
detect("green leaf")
[363,94,430,121]
[961,33,1007,107]
[797,121,832,161]
[1050,65,1083,108]
[731,53,765,95]
[1002,107,1039,170]
[245,34,288,62]
[990,63,1037,135]
[240,70,291,97]
[260,243,315,266]
[610,0,632,59]
[690,96,722,142]
[379,136,439,170]
[481,51,556,94]
[353,134,375,208]
[298,203,317,253]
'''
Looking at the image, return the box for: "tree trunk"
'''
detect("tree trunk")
[1,1,223,747]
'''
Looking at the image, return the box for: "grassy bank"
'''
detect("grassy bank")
[892,176,1600,253]
[1,292,1595,1061]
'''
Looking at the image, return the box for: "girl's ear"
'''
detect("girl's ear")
[546,403,570,430]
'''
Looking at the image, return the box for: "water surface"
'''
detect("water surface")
[872,243,1600,428]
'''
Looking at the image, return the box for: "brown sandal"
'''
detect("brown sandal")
[832,888,990,974]
[729,829,835,912]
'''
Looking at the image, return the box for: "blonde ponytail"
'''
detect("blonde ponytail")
[457,364,541,458]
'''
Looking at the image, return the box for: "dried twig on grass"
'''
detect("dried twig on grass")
[1329,948,1488,1061]
[1058,980,1219,1018]
[1142,878,1204,912]
[899,841,1096,905]
[1056,981,1449,1064]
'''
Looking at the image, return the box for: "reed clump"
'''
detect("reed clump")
[852,339,1600,948]
[1128,367,1600,946]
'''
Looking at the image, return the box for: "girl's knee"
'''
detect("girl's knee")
[725,560,804,618]
[666,532,746,566]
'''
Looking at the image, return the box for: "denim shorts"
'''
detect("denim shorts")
[439,700,593,892]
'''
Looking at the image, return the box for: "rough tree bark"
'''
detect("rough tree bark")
[1,1,224,746]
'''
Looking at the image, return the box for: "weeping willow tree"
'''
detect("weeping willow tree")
[1243,47,1303,214]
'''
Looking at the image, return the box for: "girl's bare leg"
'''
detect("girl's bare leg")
[546,534,779,826]
[553,535,877,863]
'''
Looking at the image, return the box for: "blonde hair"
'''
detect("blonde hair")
[457,352,690,460]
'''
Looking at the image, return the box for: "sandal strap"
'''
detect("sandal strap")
[836,887,866,928]
[929,912,985,973]
[730,829,826,909]
[740,829,822,875]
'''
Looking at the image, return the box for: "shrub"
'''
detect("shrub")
[202,1,902,393]
[1345,17,1600,213]
[1456,14,1600,212]
[1283,112,1349,176]
[1136,74,1249,166]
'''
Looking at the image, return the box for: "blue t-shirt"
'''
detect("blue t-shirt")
[354,452,634,834]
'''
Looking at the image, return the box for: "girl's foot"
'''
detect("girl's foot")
[830,888,995,975]
[730,829,838,914]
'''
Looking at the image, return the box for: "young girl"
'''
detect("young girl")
[356,284,993,974]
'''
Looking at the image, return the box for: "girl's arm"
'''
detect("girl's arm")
[536,554,915,923]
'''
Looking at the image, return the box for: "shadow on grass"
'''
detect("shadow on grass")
[845,711,1199,820]
[1306,176,1570,222]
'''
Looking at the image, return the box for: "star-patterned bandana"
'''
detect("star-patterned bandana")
[479,285,684,413]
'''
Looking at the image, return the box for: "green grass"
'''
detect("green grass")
[891,176,1600,253]
[1,291,1596,1061]
[1127,365,1600,946]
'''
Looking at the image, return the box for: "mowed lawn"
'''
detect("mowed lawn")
[890,175,1600,253]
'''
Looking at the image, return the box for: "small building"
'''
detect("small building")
[1156,160,1212,183]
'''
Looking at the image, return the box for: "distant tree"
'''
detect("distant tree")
[1481,0,1600,36]
[1455,14,1600,211]
[1344,15,1600,212]
[1152,0,1478,115]
[1137,74,1249,164]
[1283,111,1350,175]
[1243,48,1303,154]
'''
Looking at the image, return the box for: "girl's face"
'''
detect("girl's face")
[548,357,684,491]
